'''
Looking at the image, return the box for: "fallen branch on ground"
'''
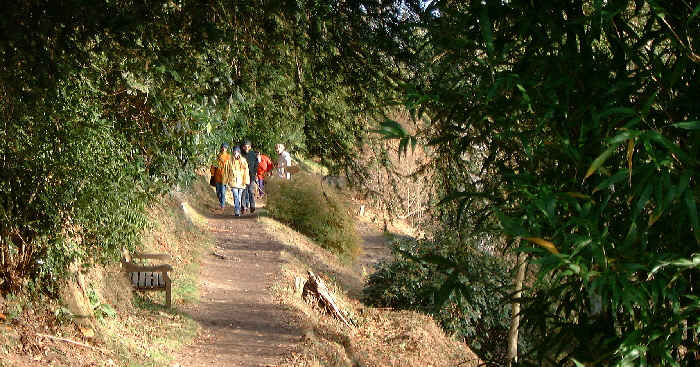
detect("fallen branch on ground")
[302,271,353,328]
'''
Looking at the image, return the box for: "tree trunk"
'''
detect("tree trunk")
[507,252,527,366]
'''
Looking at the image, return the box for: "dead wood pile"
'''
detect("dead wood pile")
[302,270,353,327]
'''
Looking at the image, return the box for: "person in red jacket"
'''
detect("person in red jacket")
[255,151,274,197]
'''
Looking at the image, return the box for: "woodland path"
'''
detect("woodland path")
[173,210,301,367]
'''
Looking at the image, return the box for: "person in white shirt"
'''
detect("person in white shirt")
[275,143,292,179]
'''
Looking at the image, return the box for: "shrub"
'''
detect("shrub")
[363,234,519,365]
[265,173,360,261]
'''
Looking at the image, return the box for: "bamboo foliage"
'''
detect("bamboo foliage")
[366,0,699,365]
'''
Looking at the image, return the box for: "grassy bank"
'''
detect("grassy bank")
[259,212,481,367]
[0,178,216,366]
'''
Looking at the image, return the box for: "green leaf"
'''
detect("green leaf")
[671,121,700,130]
[410,136,418,152]
[685,189,700,244]
[169,69,182,83]
[479,6,495,57]
[645,130,691,162]
[631,183,653,223]
[649,254,700,279]
[690,3,700,20]
[585,143,621,179]
[641,91,658,117]
[676,170,692,199]
[434,275,457,309]
[499,214,529,237]
[398,138,408,156]
[374,119,409,138]
[593,169,629,192]
[596,107,636,119]
[609,130,642,144]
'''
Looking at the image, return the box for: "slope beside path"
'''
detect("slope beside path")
[174,211,301,367]
[171,192,480,367]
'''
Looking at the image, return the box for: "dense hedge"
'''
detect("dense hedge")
[366,1,700,365]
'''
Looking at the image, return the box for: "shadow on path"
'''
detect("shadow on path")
[175,210,302,367]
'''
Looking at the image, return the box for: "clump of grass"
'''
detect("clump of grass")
[266,173,360,261]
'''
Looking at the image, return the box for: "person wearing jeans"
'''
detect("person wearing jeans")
[240,140,258,213]
[228,146,250,216]
[212,143,232,212]
[216,182,227,208]
[231,186,244,216]
[256,151,273,197]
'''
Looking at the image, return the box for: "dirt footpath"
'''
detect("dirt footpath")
[174,212,301,367]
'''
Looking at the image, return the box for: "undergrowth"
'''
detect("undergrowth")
[97,178,214,365]
[260,214,481,367]
[265,173,360,261]
[0,177,215,366]
[363,234,520,365]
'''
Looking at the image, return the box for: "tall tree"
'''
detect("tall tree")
[0,0,390,292]
[369,0,699,364]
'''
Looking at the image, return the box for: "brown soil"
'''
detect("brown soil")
[174,209,302,367]
[260,204,483,367]
[0,184,478,367]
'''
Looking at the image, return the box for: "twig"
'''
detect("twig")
[457,357,485,366]
[35,332,112,355]
[397,207,427,220]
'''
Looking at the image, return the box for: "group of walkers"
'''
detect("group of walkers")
[210,141,293,216]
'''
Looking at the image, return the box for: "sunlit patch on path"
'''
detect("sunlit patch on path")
[174,212,301,367]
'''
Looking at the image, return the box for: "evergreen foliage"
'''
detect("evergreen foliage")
[366,0,700,365]
[2,0,698,364]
